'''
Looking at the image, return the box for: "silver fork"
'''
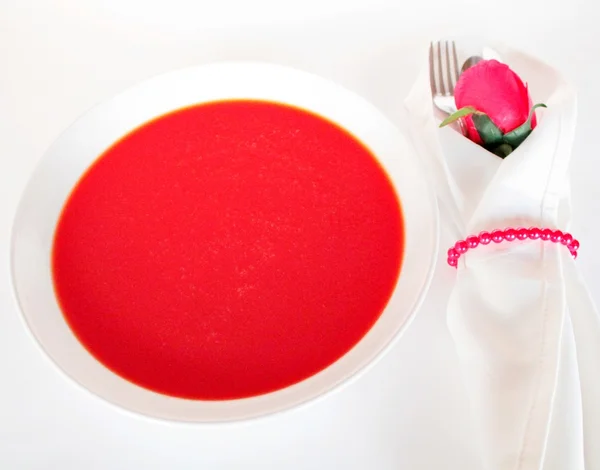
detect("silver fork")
[429,40,465,134]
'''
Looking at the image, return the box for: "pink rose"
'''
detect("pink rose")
[440,59,545,158]
[455,59,536,143]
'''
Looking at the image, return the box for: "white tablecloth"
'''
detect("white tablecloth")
[1,1,598,468]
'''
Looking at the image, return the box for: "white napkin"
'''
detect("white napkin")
[405,41,600,470]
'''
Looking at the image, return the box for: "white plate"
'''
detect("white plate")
[10,62,439,423]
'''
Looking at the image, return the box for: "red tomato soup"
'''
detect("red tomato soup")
[52,100,404,400]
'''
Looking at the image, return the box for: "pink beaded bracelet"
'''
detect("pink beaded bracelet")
[447,227,580,268]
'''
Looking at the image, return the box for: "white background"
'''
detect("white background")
[1,1,598,468]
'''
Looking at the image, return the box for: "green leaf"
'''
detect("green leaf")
[472,114,503,148]
[492,143,513,159]
[439,106,478,128]
[502,103,547,148]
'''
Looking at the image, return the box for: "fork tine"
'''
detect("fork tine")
[445,40,454,94]
[451,41,460,87]
[436,41,447,95]
[429,42,437,94]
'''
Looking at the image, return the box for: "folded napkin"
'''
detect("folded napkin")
[405,41,600,470]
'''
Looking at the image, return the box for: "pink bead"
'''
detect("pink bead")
[517,228,528,240]
[448,248,459,259]
[448,257,458,267]
[541,228,553,241]
[479,231,492,245]
[491,230,504,243]
[528,227,541,240]
[503,228,517,241]
[561,233,573,246]
[572,250,578,260]
[569,239,580,251]
[455,240,468,254]
[550,230,563,243]
[466,236,480,248]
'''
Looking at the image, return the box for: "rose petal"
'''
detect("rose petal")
[455,59,531,134]
[526,84,537,130]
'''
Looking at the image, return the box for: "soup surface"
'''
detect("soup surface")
[52,100,404,400]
